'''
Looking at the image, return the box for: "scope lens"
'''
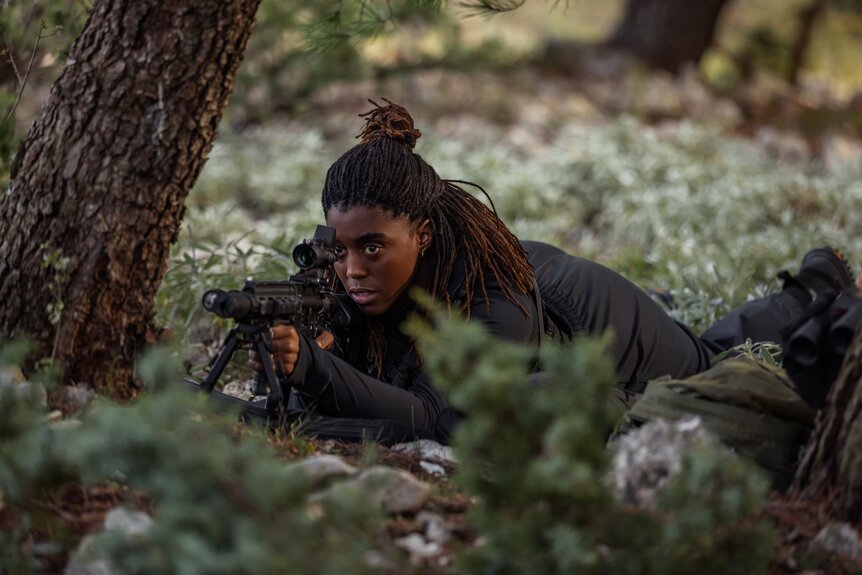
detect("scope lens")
[201,289,256,319]
[293,244,317,269]
[201,289,226,312]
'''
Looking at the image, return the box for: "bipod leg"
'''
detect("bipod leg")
[254,338,285,410]
[201,327,241,393]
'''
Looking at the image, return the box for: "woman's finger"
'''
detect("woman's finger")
[315,330,335,350]
[272,337,299,355]
[271,324,298,340]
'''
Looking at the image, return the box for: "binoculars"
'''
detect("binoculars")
[786,293,862,366]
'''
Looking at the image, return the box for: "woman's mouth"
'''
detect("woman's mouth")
[348,288,377,305]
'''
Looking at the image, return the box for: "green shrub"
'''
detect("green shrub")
[0,345,398,575]
[409,299,774,575]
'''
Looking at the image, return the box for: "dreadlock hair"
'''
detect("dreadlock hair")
[321,99,535,373]
[322,99,534,309]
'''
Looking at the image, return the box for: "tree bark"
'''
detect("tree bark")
[0,0,260,393]
[607,0,732,74]
[793,326,862,525]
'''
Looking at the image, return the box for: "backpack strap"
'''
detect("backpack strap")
[531,276,546,350]
[530,276,548,373]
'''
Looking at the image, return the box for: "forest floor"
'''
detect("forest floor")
[292,438,859,575]
[17,54,862,574]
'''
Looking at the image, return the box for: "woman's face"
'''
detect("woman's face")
[326,206,431,316]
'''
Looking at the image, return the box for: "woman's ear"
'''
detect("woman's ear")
[417,219,432,252]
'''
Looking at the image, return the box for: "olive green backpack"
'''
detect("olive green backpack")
[621,357,817,488]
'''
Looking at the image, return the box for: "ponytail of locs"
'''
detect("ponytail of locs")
[321,99,535,312]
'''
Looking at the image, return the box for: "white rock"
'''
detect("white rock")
[395,533,442,563]
[391,439,458,465]
[65,508,152,575]
[221,378,255,399]
[419,461,447,478]
[104,507,152,537]
[811,522,862,562]
[63,385,96,414]
[609,416,720,508]
[362,466,431,514]
[285,454,358,484]
[417,511,451,544]
[0,364,25,385]
[315,466,431,515]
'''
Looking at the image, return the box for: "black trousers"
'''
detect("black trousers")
[524,241,804,393]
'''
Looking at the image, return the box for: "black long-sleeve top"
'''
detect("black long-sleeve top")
[286,268,542,440]
[284,240,719,442]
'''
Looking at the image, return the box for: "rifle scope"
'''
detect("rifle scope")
[292,225,339,270]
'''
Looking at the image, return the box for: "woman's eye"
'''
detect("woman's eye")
[365,244,381,255]
[333,246,346,258]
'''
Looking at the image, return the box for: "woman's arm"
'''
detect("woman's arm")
[254,285,540,435]
[288,331,448,434]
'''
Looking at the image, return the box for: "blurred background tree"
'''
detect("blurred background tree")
[606,0,732,74]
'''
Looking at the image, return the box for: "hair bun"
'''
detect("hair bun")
[357,99,421,151]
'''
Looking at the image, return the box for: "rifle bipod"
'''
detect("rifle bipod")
[200,322,289,419]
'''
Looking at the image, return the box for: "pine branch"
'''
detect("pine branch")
[6,21,61,120]
[458,0,527,16]
[301,0,449,53]
[458,0,567,17]
[3,42,24,86]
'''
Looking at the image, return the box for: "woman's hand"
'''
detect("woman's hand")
[248,325,334,376]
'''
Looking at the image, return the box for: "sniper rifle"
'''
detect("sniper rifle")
[199,225,354,417]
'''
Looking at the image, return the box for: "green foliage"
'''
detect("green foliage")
[64,393,386,574]
[647,446,774,575]
[711,338,783,366]
[408,298,774,574]
[0,346,398,574]
[0,1,86,61]
[40,243,70,326]
[0,1,89,178]
[230,0,460,123]
[0,339,69,574]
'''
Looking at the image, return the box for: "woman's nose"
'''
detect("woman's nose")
[345,255,368,279]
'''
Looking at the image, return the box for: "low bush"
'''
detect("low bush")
[409,299,775,575]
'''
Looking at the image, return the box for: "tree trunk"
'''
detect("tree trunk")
[787,0,830,86]
[607,0,732,74]
[793,327,862,525]
[0,0,260,394]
